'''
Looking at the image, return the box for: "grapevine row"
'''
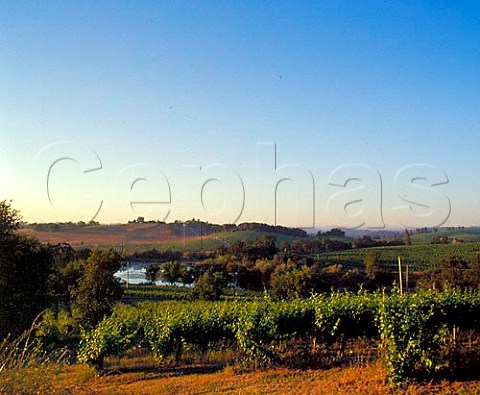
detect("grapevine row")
[73,289,480,382]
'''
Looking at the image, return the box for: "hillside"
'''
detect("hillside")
[20,222,303,252]
[411,228,480,244]
[20,222,182,250]
[314,242,480,271]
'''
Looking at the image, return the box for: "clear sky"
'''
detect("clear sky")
[1,1,480,229]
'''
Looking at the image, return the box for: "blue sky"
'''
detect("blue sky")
[1,1,480,229]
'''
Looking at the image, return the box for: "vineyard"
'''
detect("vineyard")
[314,242,480,271]
[41,289,480,384]
[123,284,260,301]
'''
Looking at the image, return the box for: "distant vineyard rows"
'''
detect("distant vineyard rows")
[314,242,480,271]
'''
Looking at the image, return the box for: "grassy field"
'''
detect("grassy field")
[411,228,480,244]
[314,242,480,271]
[20,224,299,253]
[20,223,180,250]
[21,360,480,395]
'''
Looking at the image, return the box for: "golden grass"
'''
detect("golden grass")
[19,225,218,252]
[54,361,480,395]
[20,224,183,248]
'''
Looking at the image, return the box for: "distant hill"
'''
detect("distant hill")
[314,242,480,272]
[20,221,307,252]
[343,229,402,239]
[21,222,178,249]
[410,227,480,244]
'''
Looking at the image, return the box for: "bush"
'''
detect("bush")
[191,271,227,301]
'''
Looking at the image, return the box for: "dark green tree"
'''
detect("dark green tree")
[191,270,226,301]
[145,263,161,284]
[255,258,276,288]
[160,261,184,285]
[71,248,123,329]
[57,259,86,297]
[438,255,468,289]
[270,263,315,300]
[0,200,22,238]
[0,201,53,338]
[0,235,53,338]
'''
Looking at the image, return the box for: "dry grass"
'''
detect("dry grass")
[52,361,480,395]
[20,223,183,248]
[19,223,220,252]
[0,323,94,395]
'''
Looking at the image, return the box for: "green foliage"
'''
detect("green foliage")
[270,263,315,300]
[0,235,53,338]
[124,284,192,300]
[0,200,22,238]
[145,302,237,361]
[124,283,259,302]
[71,288,480,384]
[71,248,123,329]
[49,259,85,301]
[35,310,80,352]
[78,304,141,368]
[160,261,186,284]
[432,235,450,244]
[78,301,237,368]
[377,289,480,382]
[314,242,480,272]
[254,258,276,288]
[0,201,54,339]
[312,291,378,345]
[232,300,281,367]
[145,263,161,284]
[191,270,227,301]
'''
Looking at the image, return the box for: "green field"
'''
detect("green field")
[314,242,480,271]
[411,228,480,244]
[123,284,260,301]
[117,230,300,252]
[212,230,300,245]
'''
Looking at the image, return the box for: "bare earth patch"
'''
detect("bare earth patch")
[58,362,480,395]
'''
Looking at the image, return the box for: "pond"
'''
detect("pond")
[114,261,191,287]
